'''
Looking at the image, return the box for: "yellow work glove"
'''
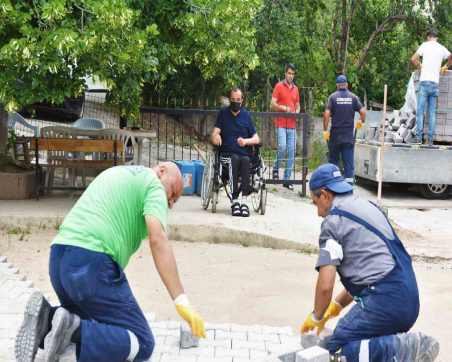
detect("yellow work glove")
[301,312,323,335]
[441,65,449,74]
[355,120,364,129]
[174,294,206,338]
[323,131,330,142]
[316,300,343,334]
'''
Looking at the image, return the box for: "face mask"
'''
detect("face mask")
[230,101,241,112]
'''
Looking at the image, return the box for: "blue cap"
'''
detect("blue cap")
[309,163,353,194]
[336,74,347,84]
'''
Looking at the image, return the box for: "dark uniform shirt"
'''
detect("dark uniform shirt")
[215,107,257,156]
[326,89,363,144]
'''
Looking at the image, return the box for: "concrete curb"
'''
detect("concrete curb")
[0,217,320,255]
[169,224,319,254]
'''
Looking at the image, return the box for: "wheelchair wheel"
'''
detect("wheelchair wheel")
[259,185,267,215]
[201,153,214,210]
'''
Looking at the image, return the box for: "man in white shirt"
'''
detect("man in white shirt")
[411,29,451,145]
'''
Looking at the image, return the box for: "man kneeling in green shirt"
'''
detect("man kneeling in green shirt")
[16,162,206,362]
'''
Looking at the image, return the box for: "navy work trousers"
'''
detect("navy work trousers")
[49,244,154,362]
[328,142,354,182]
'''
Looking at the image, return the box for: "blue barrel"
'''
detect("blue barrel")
[174,160,196,195]
[192,160,205,196]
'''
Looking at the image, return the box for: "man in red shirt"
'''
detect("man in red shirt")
[271,63,300,190]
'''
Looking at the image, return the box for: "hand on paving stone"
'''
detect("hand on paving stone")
[301,312,324,335]
[315,301,343,335]
[174,294,206,338]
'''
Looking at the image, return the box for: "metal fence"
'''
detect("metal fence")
[137,106,312,196]
[9,90,315,196]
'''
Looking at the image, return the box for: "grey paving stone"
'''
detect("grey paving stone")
[295,346,329,362]
[180,323,199,349]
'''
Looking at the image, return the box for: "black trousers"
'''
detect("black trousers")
[222,153,251,200]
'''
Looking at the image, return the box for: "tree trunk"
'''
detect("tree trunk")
[0,105,7,157]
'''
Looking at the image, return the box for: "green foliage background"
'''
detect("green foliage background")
[0,0,451,120]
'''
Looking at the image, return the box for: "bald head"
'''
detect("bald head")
[153,162,183,208]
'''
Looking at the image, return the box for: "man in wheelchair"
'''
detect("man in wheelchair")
[211,87,260,217]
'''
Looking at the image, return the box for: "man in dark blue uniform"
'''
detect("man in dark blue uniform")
[323,75,366,184]
[301,163,440,362]
[211,87,260,217]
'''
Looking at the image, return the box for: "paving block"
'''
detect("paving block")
[160,353,196,362]
[205,322,231,331]
[215,346,249,359]
[178,346,214,357]
[144,312,156,322]
[166,320,181,329]
[232,339,266,351]
[277,349,301,362]
[230,323,251,333]
[153,327,179,337]
[180,323,199,349]
[199,338,231,348]
[295,346,329,362]
[215,330,247,341]
[0,256,6,263]
[250,349,269,360]
[198,357,232,362]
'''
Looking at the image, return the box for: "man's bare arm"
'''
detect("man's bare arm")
[146,215,184,300]
[296,102,300,113]
[323,109,331,131]
[313,265,336,319]
[411,53,421,68]
[334,288,354,308]
[359,107,366,122]
[271,96,290,112]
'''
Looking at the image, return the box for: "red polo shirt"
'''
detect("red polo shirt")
[272,81,300,129]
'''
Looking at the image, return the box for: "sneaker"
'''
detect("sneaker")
[43,308,80,362]
[15,291,52,362]
[283,183,294,191]
[396,332,439,362]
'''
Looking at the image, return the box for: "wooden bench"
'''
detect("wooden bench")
[30,137,124,197]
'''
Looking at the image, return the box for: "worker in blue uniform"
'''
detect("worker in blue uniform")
[301,163,440,362]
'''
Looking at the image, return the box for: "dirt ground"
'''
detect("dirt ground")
[1,230,451,361]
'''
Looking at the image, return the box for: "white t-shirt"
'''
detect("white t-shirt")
[416,40,451,83]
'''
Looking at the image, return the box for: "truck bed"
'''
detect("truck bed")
[354,140,452,184]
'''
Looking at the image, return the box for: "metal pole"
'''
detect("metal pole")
[377,84,387,205]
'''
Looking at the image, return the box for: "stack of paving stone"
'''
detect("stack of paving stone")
[366,110,418,144]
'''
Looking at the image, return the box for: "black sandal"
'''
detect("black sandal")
[240,203,250,217]
[231,202,241,217]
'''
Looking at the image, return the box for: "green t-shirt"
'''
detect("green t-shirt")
[52,166,168,269]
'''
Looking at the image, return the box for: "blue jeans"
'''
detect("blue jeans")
[416,81,439,141]
[328,142,354,182]
[49,245,154,362]
[273,127,296,180]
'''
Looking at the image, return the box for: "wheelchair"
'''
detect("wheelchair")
[201,145,268,215]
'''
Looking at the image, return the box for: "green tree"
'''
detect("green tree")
[0,0,159,159]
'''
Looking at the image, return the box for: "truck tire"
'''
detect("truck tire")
[418,184,452,199]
